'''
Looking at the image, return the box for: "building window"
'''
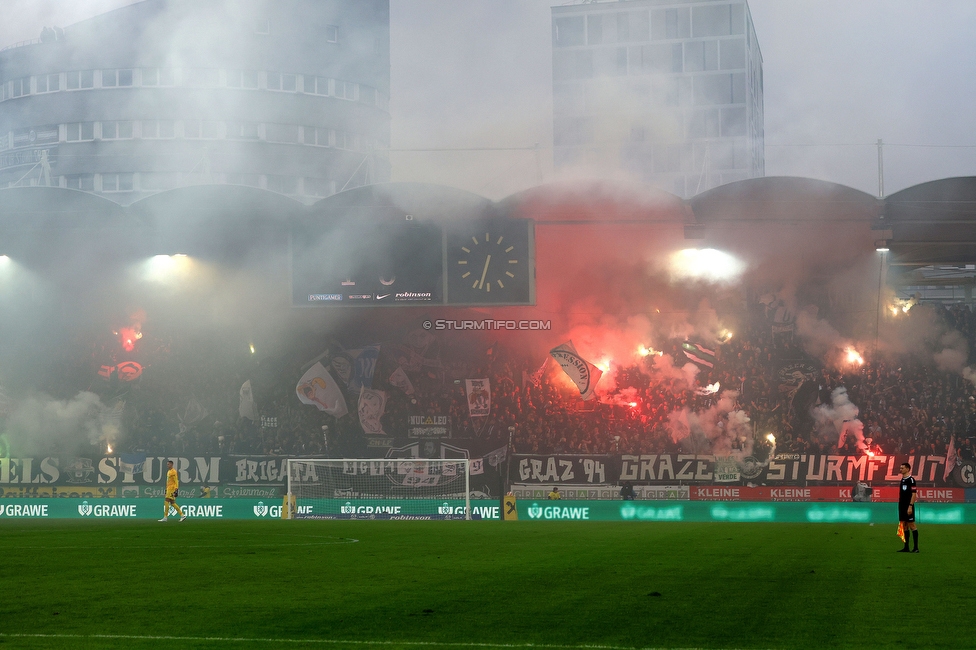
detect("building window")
[326,25,338,43]
[9,77,30,98]
[692,4,745,38]
[141,172,177,191]
[720,39,746,70]
[267,72,297,92]
[36,73,60,93]
[66,70,95,90]
[334,130,360,150]
[266,123,300,144]
[586,15,603,45]
[142,68,176,86]
[652,8,691,40]
[101,121,133,140]
[553,16,585,47]
[304,178,335,197]
[66,122,95,142]
[101,173,134,192]
[304,76,330,95]
[226,173,260,187]
[335,80,356,100]
[267,175,300,194]
[102,69,133,87]
[64,174,95,191]
[227,70,259,89]
[184,120,221,139]
[142,120,175,139]
[226,122,259,139]
[184,69,219,87]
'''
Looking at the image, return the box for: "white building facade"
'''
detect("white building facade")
[0,0,391,204]
[552,0,764,196]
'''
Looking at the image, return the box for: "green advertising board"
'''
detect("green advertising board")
[514,500,974,524]
[1,499,972,523]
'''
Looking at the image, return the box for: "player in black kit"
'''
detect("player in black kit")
[898,462,918,553]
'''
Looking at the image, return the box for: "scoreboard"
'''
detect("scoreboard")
[291,215,534,307]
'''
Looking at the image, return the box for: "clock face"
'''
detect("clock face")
[447,220,534,305]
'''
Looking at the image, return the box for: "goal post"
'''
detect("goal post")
[285,458,471,520]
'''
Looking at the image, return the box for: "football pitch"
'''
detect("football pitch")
[0,519,971,650]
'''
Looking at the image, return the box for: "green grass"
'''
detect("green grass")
[0,520,970,650]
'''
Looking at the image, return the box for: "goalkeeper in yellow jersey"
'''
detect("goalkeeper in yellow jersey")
[159,460,186,522]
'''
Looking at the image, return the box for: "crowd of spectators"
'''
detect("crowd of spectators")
[5,301,976,466]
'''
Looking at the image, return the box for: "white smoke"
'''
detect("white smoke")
[3,392,113,455]
[812,387,865,451]
[666,390,753,456]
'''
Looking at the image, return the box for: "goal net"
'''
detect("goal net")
[286,458,471,520]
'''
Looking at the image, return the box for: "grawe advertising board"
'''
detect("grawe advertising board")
[0,498,502,520]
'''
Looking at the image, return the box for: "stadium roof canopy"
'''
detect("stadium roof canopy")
[497,180,687,223]
[308,182,495,224]
[0,186,128,230]
[882,177,976,267]
[126,185,305,259]
[688,177,881,224]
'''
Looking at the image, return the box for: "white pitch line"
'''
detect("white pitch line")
[0,634,716,650]
[0,536,360,550]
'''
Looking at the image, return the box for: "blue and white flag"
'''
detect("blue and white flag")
[345,345,380,393]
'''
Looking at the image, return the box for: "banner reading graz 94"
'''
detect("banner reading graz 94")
[511,454,969,487]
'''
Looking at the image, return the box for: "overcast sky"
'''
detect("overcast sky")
[2,0,974,199]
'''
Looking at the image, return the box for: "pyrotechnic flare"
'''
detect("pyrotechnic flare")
[845,347,864,365]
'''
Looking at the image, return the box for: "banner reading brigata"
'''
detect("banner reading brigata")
[511,454,974,488]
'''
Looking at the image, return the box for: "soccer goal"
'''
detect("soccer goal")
[285,458,471,520]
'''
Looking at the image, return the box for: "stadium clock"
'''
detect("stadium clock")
[446,219,534,305]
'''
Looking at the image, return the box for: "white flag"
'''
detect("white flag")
[296,362,348,418]
[549,341,603,401]
[239,381,258,420]
[465,378,491,417]
[389,366,415,395]
[485,446,508,467]
[944,436,957,481]
[469,458,484,475]
[358,387,386,435]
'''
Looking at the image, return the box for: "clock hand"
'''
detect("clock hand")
[478,254,492,289]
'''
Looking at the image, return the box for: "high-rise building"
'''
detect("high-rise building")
[551,0,763,197]
[0,0,391,204]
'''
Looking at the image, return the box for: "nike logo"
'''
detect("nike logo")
[376,294,390,300]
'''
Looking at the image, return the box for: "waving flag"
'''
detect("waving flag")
[349,345,380,393]
[358,387,386,435]
[549,341,603,401]
[682,341,715,368]
[239,381,258,421]
[296,363,348,418]
[944,436,957,481]
[389,366,415,395]
[465,379,491,417]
